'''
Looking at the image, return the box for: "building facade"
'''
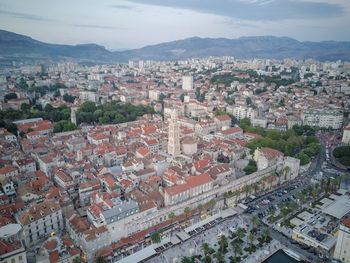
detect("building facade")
[167,112,181,156]
[334,218,350,263]
[301,109,343,129]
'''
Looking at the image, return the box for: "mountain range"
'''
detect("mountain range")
[1,29,350,64]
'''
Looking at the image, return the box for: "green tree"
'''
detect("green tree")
[150,231,161,244]
[72,257,82,263]
[168,212,176,223]
[215,252,225,263]
[179,93,185,102]
[236,228,246,241]
[262,228,270,243]
[218,234,228,254]
[251,215,259,229]
[248,232,254,250]
[243,160,257,175]
[63,93,76,103]
[202,242,210,256]
[53,120,77,133]
[20,103,31,113]
[181,256,193,263]
[79,101,97,112]
[94,256,107,263]
[208,199,216,209]
[53,90,61,97]
[232,239,242,260]
[295,152,311,165]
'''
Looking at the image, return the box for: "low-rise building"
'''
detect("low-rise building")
[0,224,27,263]
[334,218,350,263]
[163,173,214,206]
[254,147,284,170]
[17,201,63,246]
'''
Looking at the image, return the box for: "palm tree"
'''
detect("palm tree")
[184,207,191,224]
[236,228,245,241]
[232,240,242,260]
[197,204,204,217]
[215,251,225,263]
[243,184,251,198]
[218,234,228,254]
[94,256,107,263]
[262,228,270,243]
[73,257,82,263]
[201,242,210,256]
[181,256,193,263]
[150,231,161,244]
[248,232,254,250]
[203,255,212,263]
[223,192,229,207]
[168,212,176,223]
[275,171,282,185]
[208,199,216,211]
[296,191,306,205]
[252,182,259,194]
[251,215,259,229]
[233,189,240,203]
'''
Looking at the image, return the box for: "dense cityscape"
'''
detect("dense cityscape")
[0,57,349,263]
[2,0,350,263]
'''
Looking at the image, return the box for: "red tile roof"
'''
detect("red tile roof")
[0,240,22,255]
[0,165,17,175]
[259,147,284,160]
[136,147,150,157]
[164,173,213,196]
[45,239,58,251]
[222,127,243,135]
[215,115,231,122]
[49,251,59,263]
[342,217,350,228]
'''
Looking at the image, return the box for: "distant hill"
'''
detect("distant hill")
[1,29,350,63]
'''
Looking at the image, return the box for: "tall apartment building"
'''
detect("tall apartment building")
[342,124,350,144]
[227,105,256,121]
[17,201,63,246]
[301,109,343,129]
[182,75,193,91]
[334,218,350,263]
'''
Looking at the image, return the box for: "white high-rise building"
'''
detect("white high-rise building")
[342,124,350,145]
[301,109,343,129]
[167,111,181,156]
[334,218,350,263]
[182,75,193,91]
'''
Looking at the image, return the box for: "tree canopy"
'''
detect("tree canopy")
[76,101,155,125]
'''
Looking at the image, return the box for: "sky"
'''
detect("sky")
[0,0,350,50]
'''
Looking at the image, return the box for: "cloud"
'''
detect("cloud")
[0,9,53,21]
[110,4,136,10]
[126,0,344,21]
[70,24,126,30]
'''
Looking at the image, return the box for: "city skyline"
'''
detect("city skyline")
[1,0,350,50]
